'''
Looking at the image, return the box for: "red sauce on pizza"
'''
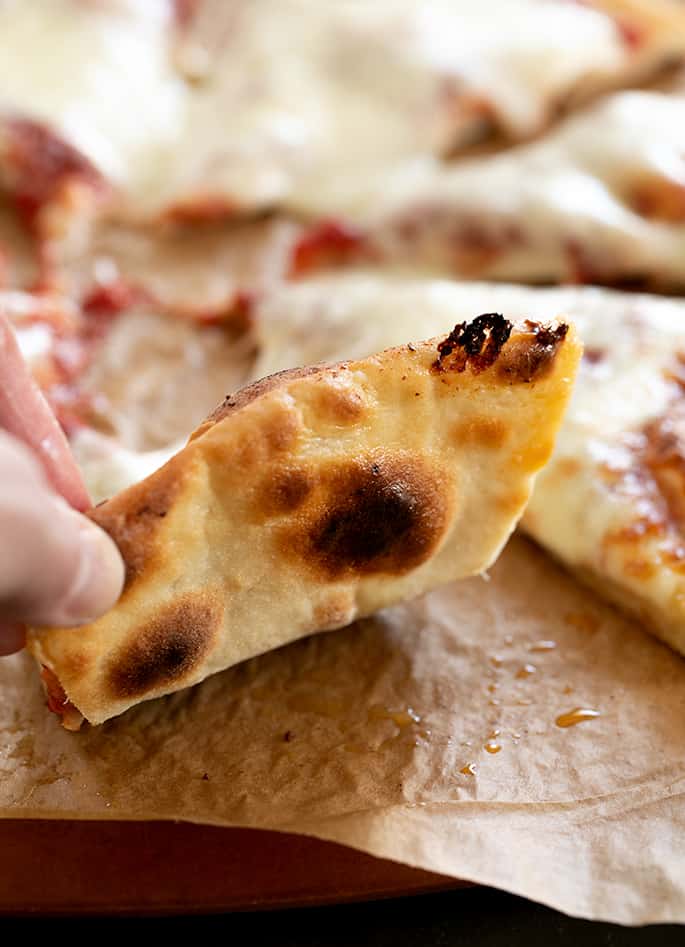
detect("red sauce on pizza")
[2,117,107,235]
[289,220,367,276]
[614,17,645,51]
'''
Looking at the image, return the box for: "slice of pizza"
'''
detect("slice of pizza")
[132,0,685,222]
[306,76,685,289]
[27,314,581,728]
[252,272,685,657]
[3,0,685,235]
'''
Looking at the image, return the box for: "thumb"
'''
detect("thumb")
[0,433,124,631]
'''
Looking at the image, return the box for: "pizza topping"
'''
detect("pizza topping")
[40,665,84,731]
[433,313,513,374]
[82,280,150,318]
[0,117,107,234]
[290,221,367,277]
[613,17,645,51]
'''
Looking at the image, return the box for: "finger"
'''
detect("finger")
[0,621,26,657]
[0,432,124,627]
[0,313,91,511]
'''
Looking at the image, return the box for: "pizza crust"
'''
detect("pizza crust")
[250,273,685,657]
[27,314,581,725]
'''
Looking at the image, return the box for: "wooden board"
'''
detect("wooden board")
[0,821,462,916]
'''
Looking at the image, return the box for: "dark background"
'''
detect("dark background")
[5,888,683,944]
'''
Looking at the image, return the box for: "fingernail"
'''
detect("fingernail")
[54,522,125,627]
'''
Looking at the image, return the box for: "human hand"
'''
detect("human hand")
[0,314,124,655]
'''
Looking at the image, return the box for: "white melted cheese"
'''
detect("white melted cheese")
[0,0,185,193]
[3,0,679,219]
[354,83,685,285]
[70,428,181,504]
[155,0,629,217]
[252,272,685,650]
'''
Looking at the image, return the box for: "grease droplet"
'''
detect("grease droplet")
[516,663,537,679]
[528,639,557,652]
[556,707,600,728]
[490,654,504,668]
[368,704,421,728]
[461,762,477,776]
[484,741,502,754]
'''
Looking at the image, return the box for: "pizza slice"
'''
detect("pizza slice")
[27,314,581,727]
[252,273,685,658]
[4,0,685,237]
[136,0,685,221]
[303,76,685,289]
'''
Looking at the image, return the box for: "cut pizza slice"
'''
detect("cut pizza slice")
[4,0,685,234]
[27,313,581,727]
[251,273,685,658]
[314,76,685,290]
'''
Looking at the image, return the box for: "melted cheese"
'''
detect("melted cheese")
[252,272,685,653]
[0,0,185,193]
[2,0,682,220]
[155,0,629,216]
[70,428,180,504]
[353,82,685,286]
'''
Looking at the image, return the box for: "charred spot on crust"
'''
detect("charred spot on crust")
[303,454,449,578]
[106,594,220,699]
[496,321,569,384]
[88,465,182,593]
[433,314,512,374]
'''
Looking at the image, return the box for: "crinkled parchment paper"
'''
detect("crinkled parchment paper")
[1,535,683,924]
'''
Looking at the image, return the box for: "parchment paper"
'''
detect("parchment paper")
[1,535,683,925]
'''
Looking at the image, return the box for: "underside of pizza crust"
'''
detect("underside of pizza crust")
[250,275,685,659]
[28,314,580,727]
